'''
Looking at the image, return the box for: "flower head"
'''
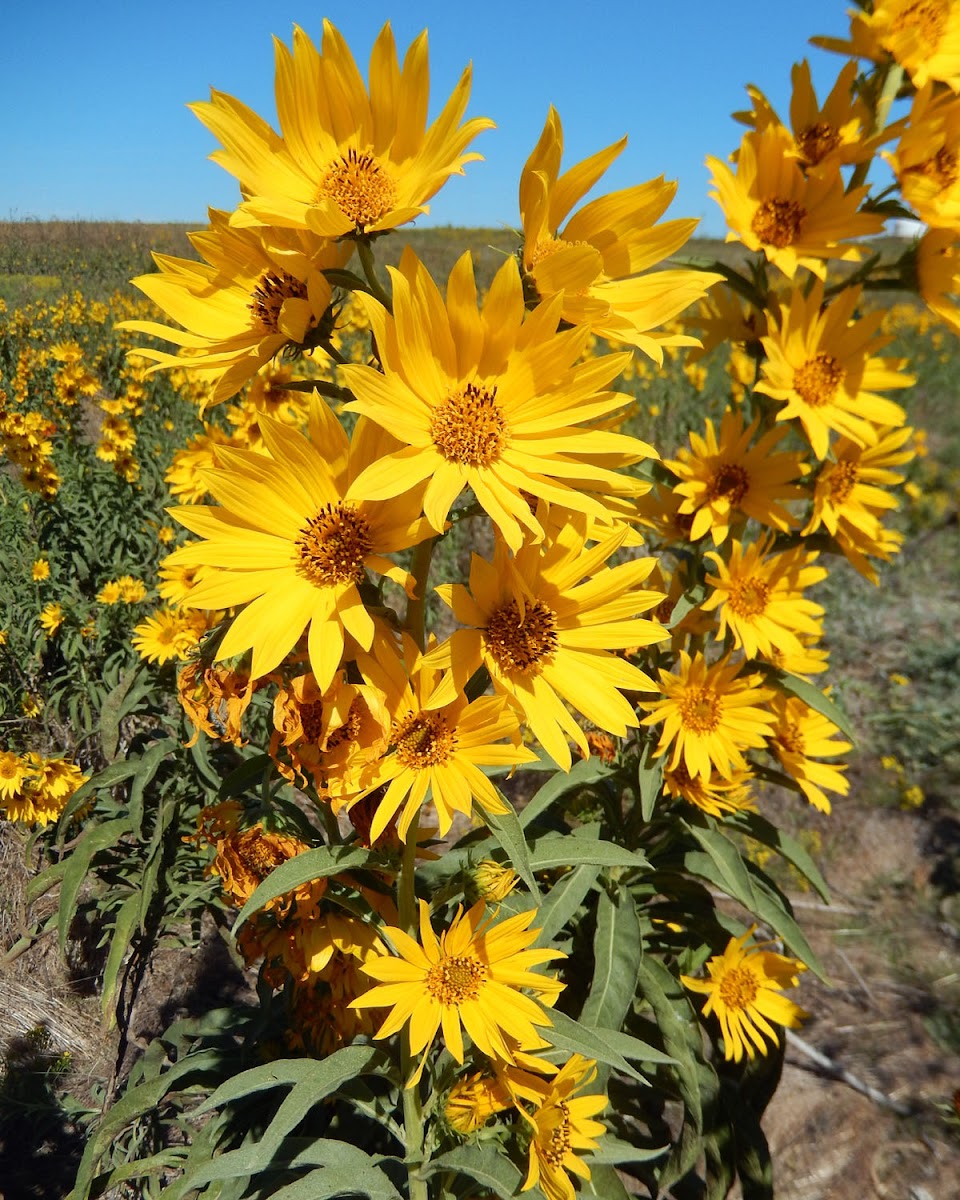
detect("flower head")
[519,107,719,360]
[191,20,493,238]
[353,899,565,1085]
[681,926,807,1062]
[519,1055,607,1200]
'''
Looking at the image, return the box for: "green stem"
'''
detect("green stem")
[397,812,428,1200]
[356,238,392,309]
[405,537,436,652]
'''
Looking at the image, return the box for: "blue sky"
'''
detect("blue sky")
[3,0,857,236]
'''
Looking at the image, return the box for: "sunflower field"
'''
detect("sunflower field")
[2,2,960,1198]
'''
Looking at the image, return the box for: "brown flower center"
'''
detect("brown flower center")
[249,270,309,333]
[825,459,859,504]
[891,0,947,50]
[751,198,807,249]
[318,148,397,229]
[541,1102,573,1167]
[430,382,508,467]
[424,953,487,1005]
[915,146,960,189]
[235,831,289,881]
[728,576,770,619]
[294,502,372,588]
[793,352,843,408]
[776,719,806,756]
[719,964,760,1010]
[299,699,325,744]
[796,122,841,167]
[326,699,364,751]
[392,711,457,768]
[708,463,750,505]
[485,598,559,676]
[680,685,721,734]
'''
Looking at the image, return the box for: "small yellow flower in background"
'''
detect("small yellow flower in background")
[0,630,7,646]
[353,899,565,1085]
[901,784,925,809]
[31,558,50,582]
[39,603,64,636]
[519,1054,608,1200]
[117,576,147,603]
[444,1071,512,1134]
[97,580,122,605]
[889,672,911,687]
[681,926,808,1063]
[21,693,43,718]
[157,525,175,545]
[471,860,520,903]
[881,755,903,773]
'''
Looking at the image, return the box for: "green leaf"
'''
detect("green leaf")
[428,1144,525,1199]
[528,833,648,872]
[519,756,610,829]
[580,887,642,1048]
[483,790,539,897]
[543,1010,649,1084]
[127,737,178,838]
[101,892,140,1021]
[58,817,131,951]
[233,845,378,931]
[217,752,273,800]
[637,741,663,823]
[735,811,830,902]
[172,1138,399,1196]
[581,1164,631,1198]
[585,1138,668,1166]
[757,665,857,743]
[535,863,601,945]
[196,1045,394,1118]
[99,668,136,763]
[265,1165,402,1200]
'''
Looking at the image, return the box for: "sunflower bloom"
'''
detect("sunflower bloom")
[702,534,826,662]
[121,210,348,410]
[0,752,33,803]
[755,281,912,458]
[166,400,433,685]
[681,926,807,1062]
[191,20,493,238]
[352,635,538,843]
[864,0,960,90]
[519,107,719,360]
[802,427,914,583]
[639,651,776,780]
[444,1071,513,1134]
[39,603,64,636]
[427,520,666,770]
[916,227,960,334]
[353,899,565,1084]
[519,1055,608,1200]
[663,409,807,544]
[663,764,757,819]
[708,126,883,279]
[31,558,50,582]
[886,84,960,229]
[734,60,888,172]
[768,693,851,813]
[341,250,657,550]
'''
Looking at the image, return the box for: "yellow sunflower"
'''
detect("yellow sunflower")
[352,899,564,1085]
[702,534,826,662]
[39,603,64,637]
[681,926,807,1063]
[639,651,776,780]
[916,227,960,334]
[166,400,433,686]
[519,1055,608,1200]
[191,20,493,238]
[663,408,807,544]
[426,519,666,770]
[121,209,348,410]
[708,126,883,279]
[734,60,886,172]
[768,693,851,813]
[341,250,656,551]
[755,280,912,458]
[0,752,33,804]
[444,1071,513,1134]
[352,634,538,843]
[866,0,960,90]
[519,107,719,360]
[31,558,50,582]
[663,764,757,819]
[886,84,960,229]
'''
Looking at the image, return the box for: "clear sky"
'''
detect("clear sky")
[3,0,857,237]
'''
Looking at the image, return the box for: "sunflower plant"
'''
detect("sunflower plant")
[11,6,959,1199]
